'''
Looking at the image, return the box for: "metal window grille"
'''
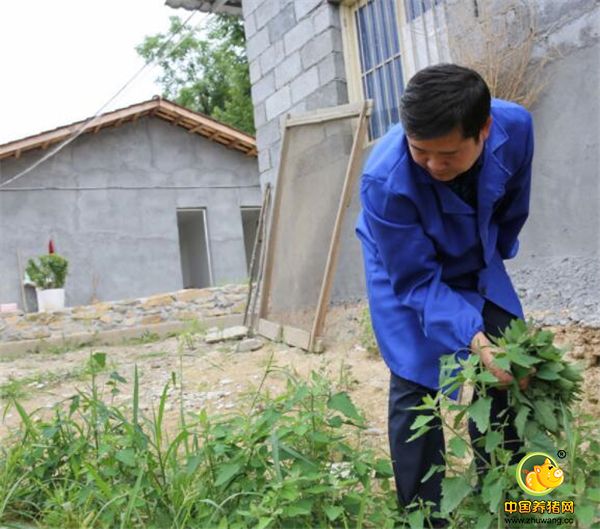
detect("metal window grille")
[405,0,443,22]
[354,0,404,139]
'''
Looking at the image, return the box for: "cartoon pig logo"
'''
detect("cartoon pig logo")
[516,453,565,496]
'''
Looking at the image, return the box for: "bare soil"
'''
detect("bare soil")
[1,306,599,451]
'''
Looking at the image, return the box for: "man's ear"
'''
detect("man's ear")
[480,116,493,142]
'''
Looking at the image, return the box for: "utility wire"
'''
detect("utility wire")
[0,11,201,190]
[2,184,260,192]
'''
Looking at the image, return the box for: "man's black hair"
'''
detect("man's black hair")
[400,64,491,140]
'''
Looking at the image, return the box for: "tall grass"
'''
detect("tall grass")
[0,354,401,528]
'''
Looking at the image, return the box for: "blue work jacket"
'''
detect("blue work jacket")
[356,99,534,390]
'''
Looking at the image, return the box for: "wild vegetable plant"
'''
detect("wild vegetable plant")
[0,356,401,528]
[409,320,599,528]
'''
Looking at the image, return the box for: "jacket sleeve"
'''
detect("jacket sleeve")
[496,114,534,259]
[361,175,484,353]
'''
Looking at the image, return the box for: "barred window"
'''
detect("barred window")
[341,0,450,141]
[354,0,404,139]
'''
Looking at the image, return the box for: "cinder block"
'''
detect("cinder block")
[291,66,320,103]
[260,40,285,75]
[256,118,281,151]
[243,11,258,39]
[251,71,275,104]
[268,141,281,173]
[268,3,297,44]
[266,86,292,121]
[246,26,271,62]
[295,0,322,20]
[300,30,337,70]
[255,0,280,30]
[305,80,349,111]
[241,0,261,17]
[258,147,271,172]
[283,17,315,55]
[249,58,261,84]
[275,52,302,89]
[313,2,341,34]
[253,102,267,128]
[317,52,346,85]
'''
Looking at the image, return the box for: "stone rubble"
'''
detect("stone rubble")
[0,284,248,343]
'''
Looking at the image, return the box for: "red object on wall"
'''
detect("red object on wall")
[48,239,55,254]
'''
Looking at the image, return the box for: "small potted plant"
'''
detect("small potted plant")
[25,240,69,312]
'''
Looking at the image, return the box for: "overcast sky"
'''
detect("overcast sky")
[0,1,206,144]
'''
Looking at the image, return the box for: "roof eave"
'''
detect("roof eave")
[164,0,243,16]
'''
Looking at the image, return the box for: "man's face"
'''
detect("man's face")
[406,118,492,182]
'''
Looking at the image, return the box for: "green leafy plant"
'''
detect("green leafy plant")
[0,360,402,528]
[25,254,68,289]
[409,321,599,528]
[136,14,254,134]
[359,306,380,358]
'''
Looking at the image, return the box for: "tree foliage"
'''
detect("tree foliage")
[136,14,254,135]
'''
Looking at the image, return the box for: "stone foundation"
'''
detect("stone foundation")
[0,284,248,344]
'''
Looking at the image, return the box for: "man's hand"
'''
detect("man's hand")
[470,332,532,390]
[470,331,514,387]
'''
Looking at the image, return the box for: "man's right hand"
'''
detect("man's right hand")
[470,331,514,387]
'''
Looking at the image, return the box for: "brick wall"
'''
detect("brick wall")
[243,0,348,187]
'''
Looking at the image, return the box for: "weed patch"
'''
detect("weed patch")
[0,358,401,528]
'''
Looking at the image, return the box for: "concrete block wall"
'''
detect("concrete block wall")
[0,119,261,308]
[243,0,348,188]
[444,0,600,326]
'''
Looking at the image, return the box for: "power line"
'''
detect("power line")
[0,11,202,190]
[1,184,260,192]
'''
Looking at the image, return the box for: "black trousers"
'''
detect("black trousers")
[388,301,523,513]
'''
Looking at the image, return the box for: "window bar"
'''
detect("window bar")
[355,5,374,137]
[365,1,382,137]
[435,0,452,62]
[420,0,433,66]
[430,0,444,62]
[374,0,394,132]
[384,0,403,123]
[404,0,420,75]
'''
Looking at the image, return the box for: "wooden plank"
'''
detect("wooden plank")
[286,101,370,128]
[283,325,311,350]
[244,184,271,328]
[309,101,371,350]
[158,99,255,146]
[258,116,292,318]
[281,326,325,352]
[248,184,272,331]
[258,318,282,341]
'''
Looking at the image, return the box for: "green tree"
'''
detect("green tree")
[137,14,254,135]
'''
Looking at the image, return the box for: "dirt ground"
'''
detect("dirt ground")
[1,305,599,451]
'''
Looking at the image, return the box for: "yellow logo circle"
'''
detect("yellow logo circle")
[516,452,565,496]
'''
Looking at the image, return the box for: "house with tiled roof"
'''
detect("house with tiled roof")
[0,97,261,308]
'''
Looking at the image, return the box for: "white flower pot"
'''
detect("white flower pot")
[36,288,65,312]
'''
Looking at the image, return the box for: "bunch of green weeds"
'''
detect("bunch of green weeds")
[0,354,401,528]
[408,321,599,529]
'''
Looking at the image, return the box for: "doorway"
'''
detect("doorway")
[241,207,261,277]
[177,208,213,289]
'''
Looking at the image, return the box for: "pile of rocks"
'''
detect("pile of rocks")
[0,284,248,343]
